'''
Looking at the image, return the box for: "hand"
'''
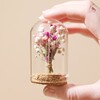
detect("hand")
[43,80,100,100]
[40,0,100,42]
[40,0,100,100]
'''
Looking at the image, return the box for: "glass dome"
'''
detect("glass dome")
[30,19,68,85]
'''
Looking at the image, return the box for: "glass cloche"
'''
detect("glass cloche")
[30,19,68,85]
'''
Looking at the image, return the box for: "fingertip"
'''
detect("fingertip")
[39,15,45,20]
[43,8,67,21]
[43,86,48,94]
[43,85,56,97]
[43,86,49,96]
[42,9,54,20]
[42,9,51,14]
[43,85,49,94]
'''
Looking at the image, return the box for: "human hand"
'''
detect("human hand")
[43,80,100,100]
[40,0,100,42]
[40,0,100,100]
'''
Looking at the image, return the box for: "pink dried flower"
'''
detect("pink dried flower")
[52,35,57,40]
[44,31,50,37]
[42,36,48,44]
[55,43,59,48]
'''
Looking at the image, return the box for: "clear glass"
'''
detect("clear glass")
[30,19,68,85]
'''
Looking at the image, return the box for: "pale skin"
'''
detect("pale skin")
[40,0,100,100]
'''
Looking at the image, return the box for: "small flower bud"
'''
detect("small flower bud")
[35,37,41,43]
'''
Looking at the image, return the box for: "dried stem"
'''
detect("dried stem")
[47,62,53,73]
[47,48,58,73]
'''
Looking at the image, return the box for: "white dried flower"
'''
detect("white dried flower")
[59,26,65,30]
[42,49,47,55]
[35,48,40,53]
[61,34,65,39]
[51,41,56,49]
[34,37,40,43]
[62,39,65,43]
[39,32,44,37]
[38,25,44,32]
[51,42,55,46]
[50,26,56,33]
[34,44,38,49]
[48,21,52,24]
[59,26,66,34]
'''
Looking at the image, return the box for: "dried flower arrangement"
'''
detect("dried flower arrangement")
[33,21,67,73]
[32,21,67,85]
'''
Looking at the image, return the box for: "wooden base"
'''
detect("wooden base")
[31,74,67,85]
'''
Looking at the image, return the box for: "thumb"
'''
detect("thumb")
[43,84,94,100]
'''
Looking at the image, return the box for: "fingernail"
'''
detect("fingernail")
[39,15,48,22]
[43,9,51,14]
[39,15,45,20]
[44,87,55,97]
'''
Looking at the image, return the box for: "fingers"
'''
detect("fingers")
[66,23,87,33]
[42,7,83,22]
[67,84,94,100]
[66,23,98,42]
[43,84,94,100]
[43,8,67,21]
[42,0,92,23]
[39,0,99,41]
[59,17,83,23]
[85,3,100,40]
[43,84,75,100]
[65,23,96,39]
